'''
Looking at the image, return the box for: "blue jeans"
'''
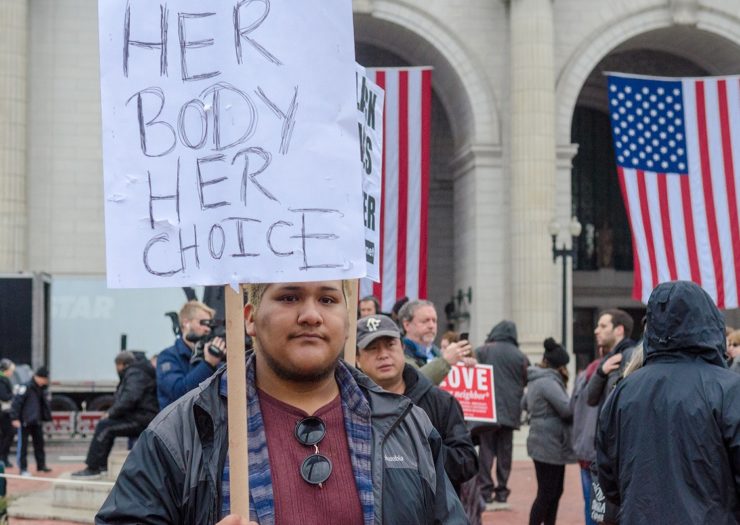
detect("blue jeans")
[580,466,596,525]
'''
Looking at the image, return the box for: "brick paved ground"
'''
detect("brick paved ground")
[4,457,587,525]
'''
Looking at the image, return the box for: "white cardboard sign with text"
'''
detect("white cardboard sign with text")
[439,364,497,423]
[356,65,384,283]
[99,0,364,288]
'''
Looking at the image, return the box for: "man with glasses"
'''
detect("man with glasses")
[97,281,466,525]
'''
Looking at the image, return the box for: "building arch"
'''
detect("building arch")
[353,1,500,152]
[556,4,740,144]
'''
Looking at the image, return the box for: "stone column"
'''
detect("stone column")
[509,0,557,358]
[0,0,28,272]
[451,144,506,343]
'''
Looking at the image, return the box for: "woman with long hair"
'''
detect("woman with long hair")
[523,338,574,525]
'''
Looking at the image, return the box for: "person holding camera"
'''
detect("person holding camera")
[157,301,226,409]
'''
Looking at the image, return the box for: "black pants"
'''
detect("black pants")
[86,418,146,471]
[17,423,46,471]
[529,460,565,525]
[477,425,514,501]
[0,412,14,462]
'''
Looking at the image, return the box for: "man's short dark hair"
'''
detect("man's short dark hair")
[115,351,135,367]
[600,308,634,338]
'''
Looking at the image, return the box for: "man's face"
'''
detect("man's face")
[359,300,377,317]
[183,309,212,339]
[34,376,49,387]
[594,314,623,350]
[403,305,438,346]
[356,336,405,389]
[245,281,348,383]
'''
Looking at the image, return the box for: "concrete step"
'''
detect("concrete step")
[52,473,113,510]
[107,449,129,479]
[8,491,96,524]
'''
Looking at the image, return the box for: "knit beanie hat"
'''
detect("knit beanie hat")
[543,337,569,368]
[35,366,49,378]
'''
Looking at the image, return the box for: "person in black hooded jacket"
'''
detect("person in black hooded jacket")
[355,314,478,495]
[473,320,529,504]
[72,350,158,478]
[597,280,740,525]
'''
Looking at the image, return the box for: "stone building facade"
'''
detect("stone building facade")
[1,0,739,361]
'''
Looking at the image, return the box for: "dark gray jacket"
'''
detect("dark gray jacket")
[475,321,529,429]
[585,337,636,407]
[96,364,467,525]
[569,363,600,463]
[403,364,478,493]
[597,281,740,524]
[522,366,574,465]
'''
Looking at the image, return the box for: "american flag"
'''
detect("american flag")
[608,73,740,308]
[360,67,432,313]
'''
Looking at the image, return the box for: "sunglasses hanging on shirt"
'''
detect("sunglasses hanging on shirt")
[294,416,332,488]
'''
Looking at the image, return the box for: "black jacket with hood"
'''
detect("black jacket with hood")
[474,321,529,429]
[402,364,478,493]
[10,378,51,426]
[596,281,740,524]
[96,363,467,525]
[107,359,159,425]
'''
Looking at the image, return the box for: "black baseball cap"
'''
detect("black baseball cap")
[356,315,402,349]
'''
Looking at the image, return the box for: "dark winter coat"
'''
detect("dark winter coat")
[10,378,51,426]
[522,366,574,465]
[585,337,636,407]
[597,281,740,524]
[107,360,159,426]
[402,364,479,493]
[97,364,467,525]
[0,375,13,409]
[157,337,218,409]
[474,321,528,429]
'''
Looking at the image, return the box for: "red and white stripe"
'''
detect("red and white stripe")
[360,67,432,313]
[620,77,740,308]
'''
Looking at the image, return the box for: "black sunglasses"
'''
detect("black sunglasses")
[294,416,332,488]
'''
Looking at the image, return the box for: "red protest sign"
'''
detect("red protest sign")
[439,364,496,423]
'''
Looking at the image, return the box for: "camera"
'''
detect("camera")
[186,319,226,362]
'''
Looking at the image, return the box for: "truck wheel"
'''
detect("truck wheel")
[88,395,115,412]
[50,394,77,411]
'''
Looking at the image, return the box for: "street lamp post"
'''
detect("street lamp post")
[549,216,582,348]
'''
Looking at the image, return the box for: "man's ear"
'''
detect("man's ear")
[244,304,257,337]
[615,324,625,339]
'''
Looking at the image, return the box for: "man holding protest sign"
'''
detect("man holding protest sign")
[97,281,467,524]
[355,314,478,495]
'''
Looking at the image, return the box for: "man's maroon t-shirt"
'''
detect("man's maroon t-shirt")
[258,389,364,525]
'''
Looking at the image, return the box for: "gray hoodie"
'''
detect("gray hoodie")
[523,366,574,465]
[475,320,529,429]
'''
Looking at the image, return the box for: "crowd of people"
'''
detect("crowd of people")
[2,279,739,524]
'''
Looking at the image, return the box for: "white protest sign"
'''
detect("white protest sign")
[356,65,384,283]
[99,0,365,288]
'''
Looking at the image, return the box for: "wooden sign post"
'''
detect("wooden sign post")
[225,284,249,515]
[344,279,359,366]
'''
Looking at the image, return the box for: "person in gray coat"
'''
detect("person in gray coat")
[523,338,574,525]
[474,320,529,504]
